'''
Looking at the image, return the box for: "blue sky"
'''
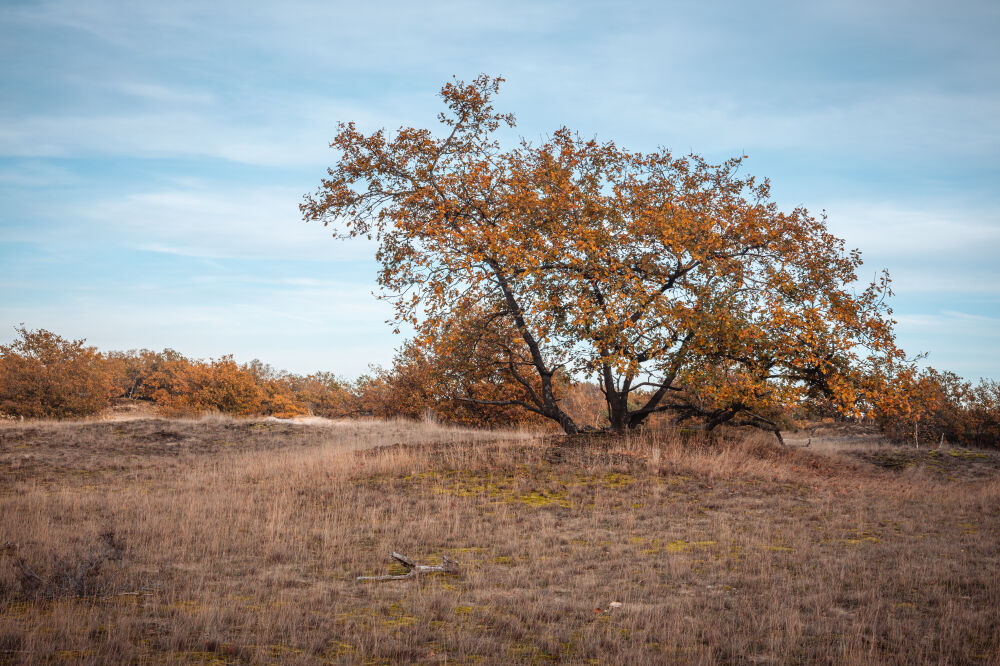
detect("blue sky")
[1,0,998,379]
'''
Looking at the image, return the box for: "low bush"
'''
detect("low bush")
[0,327,117,418]
[873,368,1000,447]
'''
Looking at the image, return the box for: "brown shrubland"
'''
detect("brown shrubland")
[2,72,996,662]
[1,416,997,664]
[3,328,998,449]
[1,330,353,421]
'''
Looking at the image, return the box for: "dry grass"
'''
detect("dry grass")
[0,418,998,664]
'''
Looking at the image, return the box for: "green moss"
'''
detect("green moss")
[172,652,232,665]
[948,448,988,460]
[843,530,880,545]
[514,489,570,508]
[603,472,635,488]
[325,641,357,658]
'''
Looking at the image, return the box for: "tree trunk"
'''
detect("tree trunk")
[607,395,629,435]
[557,410,579,435]
[487,259,578,436]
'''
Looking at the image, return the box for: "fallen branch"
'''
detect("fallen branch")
[356,552,460,582]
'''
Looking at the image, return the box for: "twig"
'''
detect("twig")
[357,552,460,582]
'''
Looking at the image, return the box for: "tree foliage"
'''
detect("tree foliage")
[355,318,551,428]
[0,327,116,418]
[302,75,906,436]
[873,368,1000,447]
[0,332,351,420]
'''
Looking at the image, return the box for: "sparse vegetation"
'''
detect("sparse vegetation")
[1,417,997,663]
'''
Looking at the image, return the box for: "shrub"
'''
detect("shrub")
[0,327,116,418]
[283,371,356,418]
[873,368,1000,447]
[354,335,553,428]
[7,531,127,601]
[130,351,269,416]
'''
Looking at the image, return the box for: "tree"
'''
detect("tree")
[282,371,356,418]
[131,351,286,417]
[0,327,116,418]
[872,368,1000,447]
[351,309,536,427]
[302,75,906,436]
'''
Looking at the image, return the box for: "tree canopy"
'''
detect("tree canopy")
[302,75,907,437]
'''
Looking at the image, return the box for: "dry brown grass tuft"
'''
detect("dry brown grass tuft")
[1,418,998,664]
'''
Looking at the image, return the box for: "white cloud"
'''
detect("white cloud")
[891,309,1000,378]
[940,309,1000,323]
[821,201,1000,258]
[115,82,216,107]
[894,309,1000,333]
[579,88,1000,164]
[84,185,380,261]
[8,0,570,76]
[0,161,79,187]
[885,269,1000,297]
[0,109,335,166]
[0,275,399,375]
[2,181,381,263]
[5,0,998,171]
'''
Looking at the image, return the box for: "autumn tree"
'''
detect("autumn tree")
[872,368,1000,447]
[0,327,116,418]
[281,371,356,418]
[129,351,285,417]
[354,307,550,427]
[302,75,906,437]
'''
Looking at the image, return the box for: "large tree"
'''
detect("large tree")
[302,75,906,437]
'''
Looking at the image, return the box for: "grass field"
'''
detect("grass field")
[1,416,998,664]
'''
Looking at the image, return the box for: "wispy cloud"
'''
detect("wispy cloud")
[1,0,998,378]
[0,109,337,166]
[0,161,79,187]
[896,310,1000,330]
[83,186,378,261]
[0,272,398,374]
[115,82,216,107]
[891,309,1000,378]
[822,202,1000,258]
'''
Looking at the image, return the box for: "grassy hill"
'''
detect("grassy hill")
[1,418,998,664]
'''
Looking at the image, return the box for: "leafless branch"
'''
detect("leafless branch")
[357,552,461,582]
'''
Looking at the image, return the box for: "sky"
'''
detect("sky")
[1,0,998,379]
